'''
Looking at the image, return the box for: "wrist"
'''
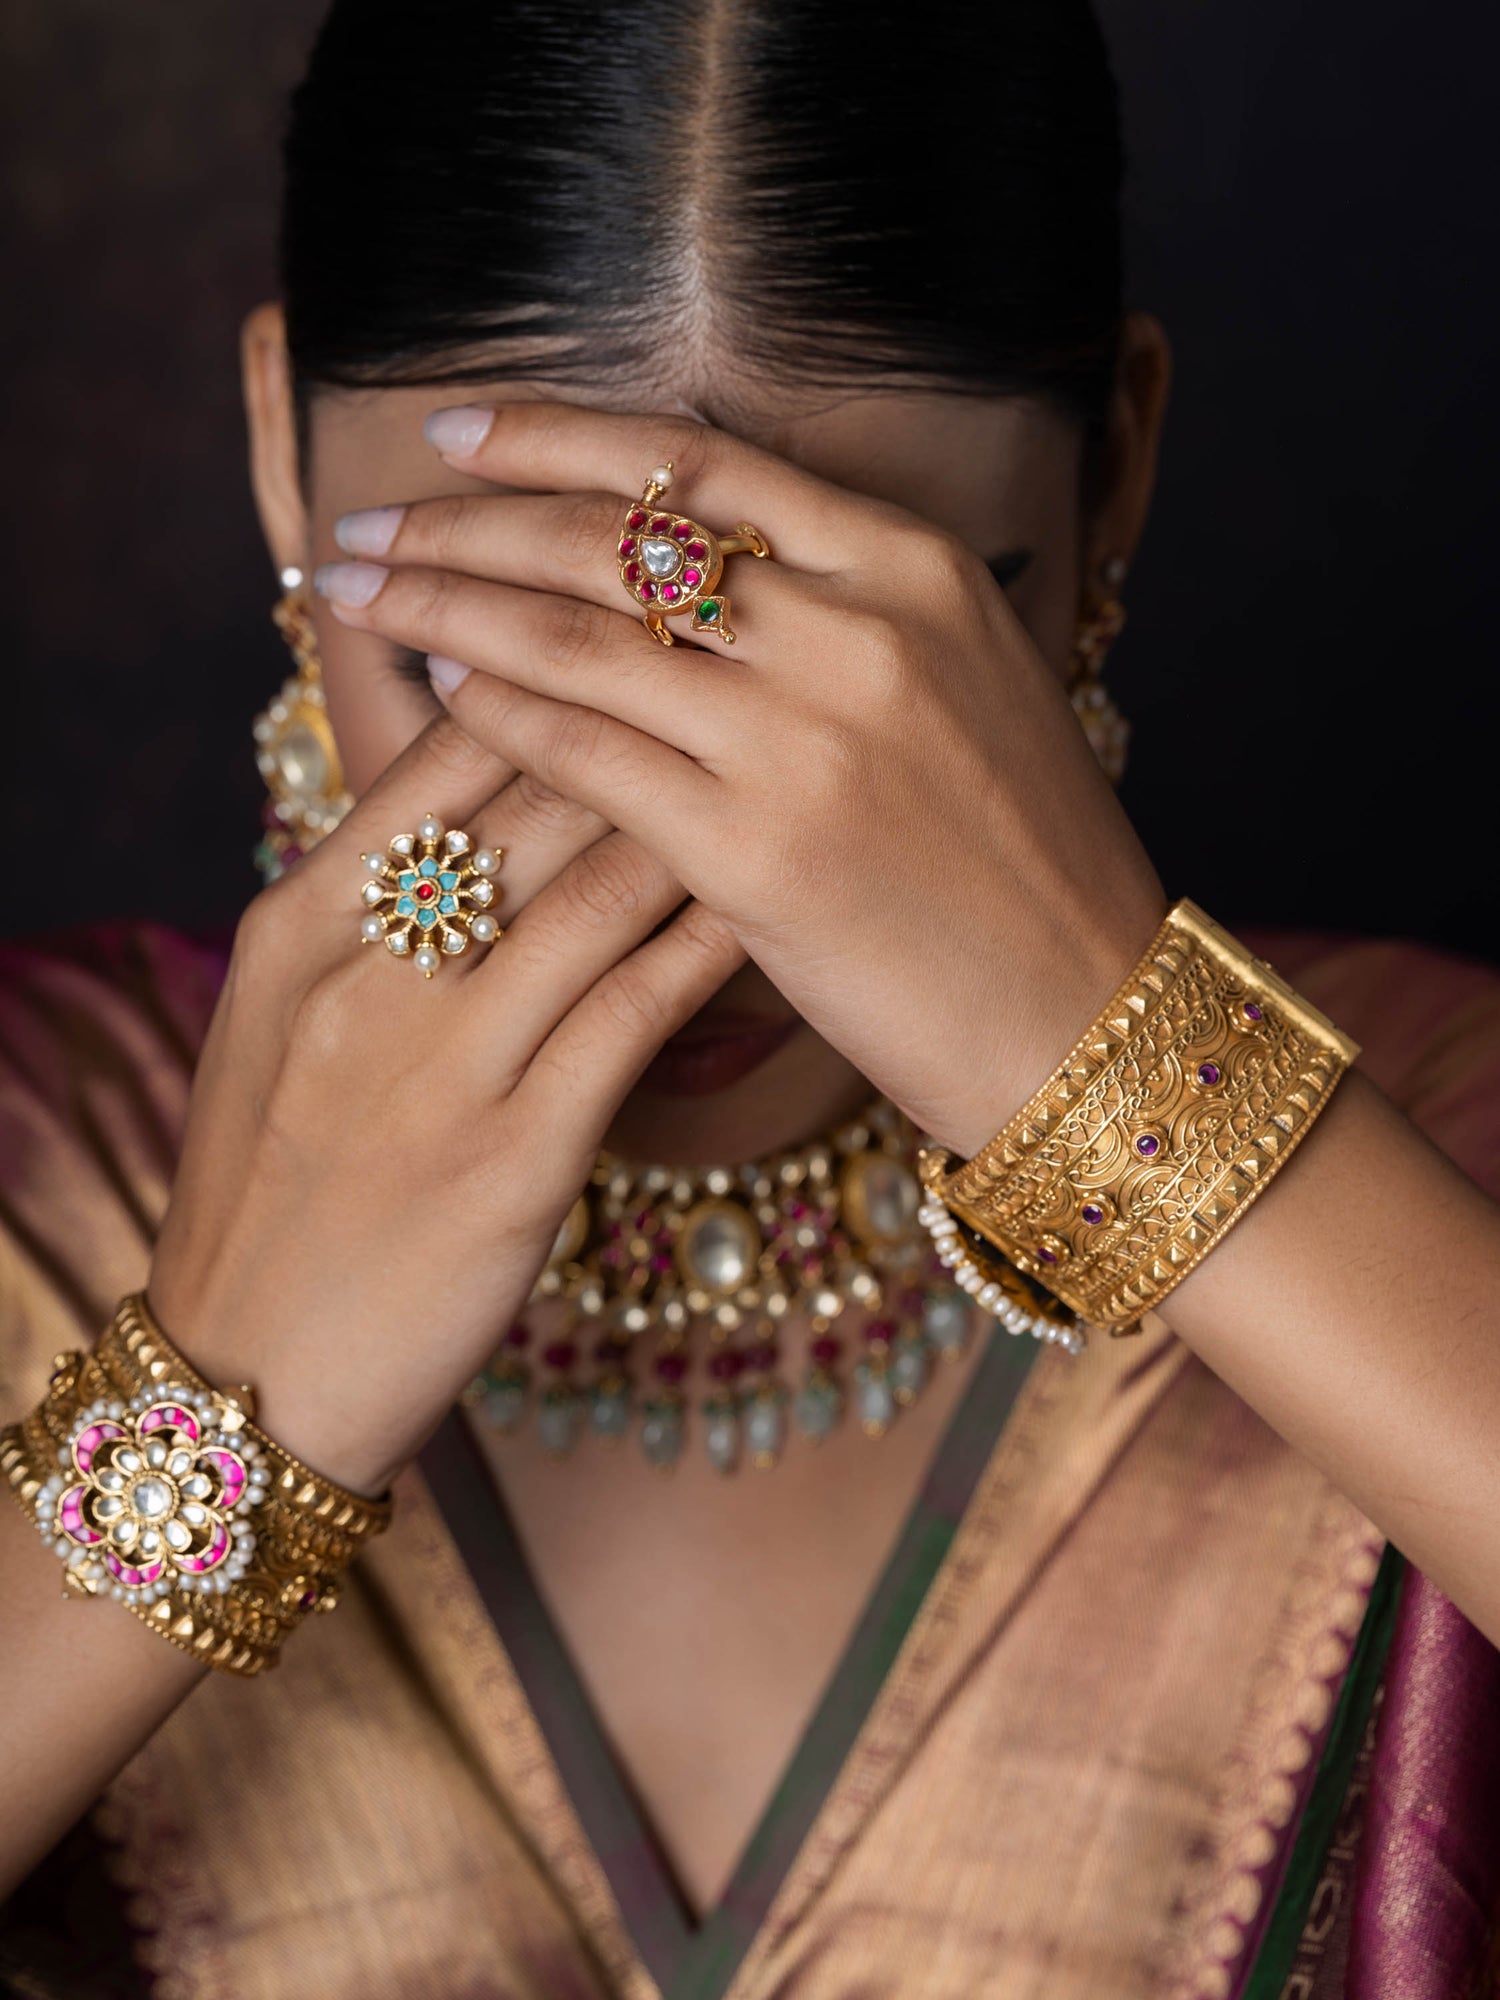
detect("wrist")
[942,881,1171,1159]
[150,1302,405,1501]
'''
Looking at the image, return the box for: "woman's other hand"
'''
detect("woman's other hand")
[148,711,742,1495]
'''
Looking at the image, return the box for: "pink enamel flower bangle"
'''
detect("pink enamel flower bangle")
[1,1293,394,1675]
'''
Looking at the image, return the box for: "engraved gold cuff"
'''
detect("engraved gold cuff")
[918,900,1359,1334]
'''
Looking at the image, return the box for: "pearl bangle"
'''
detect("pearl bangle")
[916,1193,1087,1356]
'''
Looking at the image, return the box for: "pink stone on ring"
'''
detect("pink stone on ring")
[615,461,769,649]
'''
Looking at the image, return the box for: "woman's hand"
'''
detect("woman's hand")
[149,711,742,1495]
[317,401,1167,1156]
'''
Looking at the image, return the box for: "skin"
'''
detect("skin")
[4,304,1499,1922]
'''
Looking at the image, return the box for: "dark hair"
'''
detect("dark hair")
[280,0,1124,434]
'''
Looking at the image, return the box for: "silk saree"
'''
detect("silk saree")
[2,919,1498,2000]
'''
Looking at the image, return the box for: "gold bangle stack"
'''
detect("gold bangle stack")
[918,900,1359,1335]
[1,1292,393,1675]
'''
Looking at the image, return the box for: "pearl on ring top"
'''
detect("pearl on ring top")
[648,464,673,490]
[358,811,505,975]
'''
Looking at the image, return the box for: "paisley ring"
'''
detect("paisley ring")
[615,462,770,647]
[357,811,504,977]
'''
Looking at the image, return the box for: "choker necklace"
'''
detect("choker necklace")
[459,1092,1076,1472]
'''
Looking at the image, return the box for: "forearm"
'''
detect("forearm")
[0,1480,207,1900]
[1162,1068,1500,1644]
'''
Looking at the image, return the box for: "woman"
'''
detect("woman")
[3,3,1499,1996]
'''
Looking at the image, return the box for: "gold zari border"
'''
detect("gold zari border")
[2,1292,394,1674]
[929,901,1359,1333]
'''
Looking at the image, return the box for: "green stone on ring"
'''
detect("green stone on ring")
[698,599,720,623]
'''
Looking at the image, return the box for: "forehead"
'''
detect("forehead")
[305,375,1084,550]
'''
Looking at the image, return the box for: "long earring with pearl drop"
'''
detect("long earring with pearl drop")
[252,565,353,883]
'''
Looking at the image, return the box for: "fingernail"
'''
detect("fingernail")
[334,505,406,558]
[313,561,389,608]
[423,404,496,457]
[427,654,472,695]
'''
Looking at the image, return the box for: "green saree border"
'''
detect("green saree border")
[666,1326,1043,1999]
[1239,1537,1406,2000]
[422,1323,1043,2000]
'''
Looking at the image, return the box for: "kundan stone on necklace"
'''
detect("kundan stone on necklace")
[462,1092,1082,1475]
[615,461,770,648]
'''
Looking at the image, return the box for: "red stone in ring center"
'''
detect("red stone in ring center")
[415,881,437,902]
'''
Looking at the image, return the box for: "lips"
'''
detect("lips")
[639,1012,802,1098]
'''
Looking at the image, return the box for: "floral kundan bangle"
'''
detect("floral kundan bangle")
[1,1291,393,1674]
[918,900,1360,1336]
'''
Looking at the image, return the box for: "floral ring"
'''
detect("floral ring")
[358,811,504,977]
[616,462,770,648]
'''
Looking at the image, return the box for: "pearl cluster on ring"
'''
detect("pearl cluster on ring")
[917,1194,1087,1355]
[32,1384,272,1607]
[359,811,503,977]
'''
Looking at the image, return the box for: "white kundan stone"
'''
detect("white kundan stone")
[133,1477,173,1519]
[641,537,681,578]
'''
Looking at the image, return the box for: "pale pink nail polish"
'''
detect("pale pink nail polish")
[423,405,496,457]
[334,506,406,558]
[313,561,389,608]
[427,654,472,694]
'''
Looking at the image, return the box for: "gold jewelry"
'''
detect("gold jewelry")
[464,1091,1080,1475]
[616,462,769,647]
[253,569,352,884]
[1069,555,1130,784]
[918,900,1359,1334]
[358,811,504,976]
[1,1293,392,1676]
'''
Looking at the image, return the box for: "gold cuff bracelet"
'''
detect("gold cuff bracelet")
[918,900,1359,1335]
[1,1292,393,1675]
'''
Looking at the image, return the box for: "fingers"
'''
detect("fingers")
[514,899,746,1133]
[434,670,714,868]
[277,710,513,921]
[314,558,751,755]
[464,772,612,921]
[468,831,694,1086]
[336,488,635,610]
[420,400,865,572]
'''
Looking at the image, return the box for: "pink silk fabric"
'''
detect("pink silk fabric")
[1,919,1498,1999]
[1242,930,1500,2000]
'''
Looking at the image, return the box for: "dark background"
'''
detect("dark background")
[2,1,1496,961]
